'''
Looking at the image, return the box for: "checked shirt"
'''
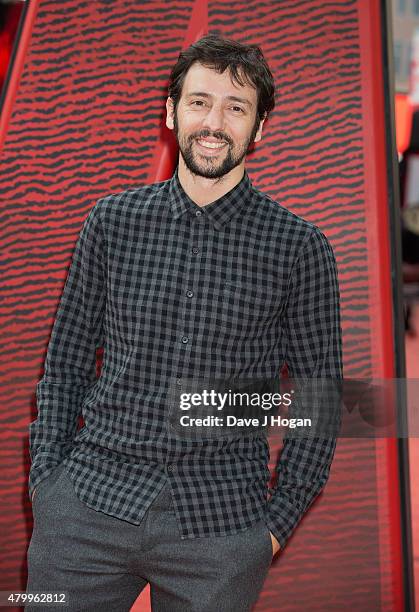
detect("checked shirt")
[28,166,343,548]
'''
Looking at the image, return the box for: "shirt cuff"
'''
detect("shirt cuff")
[264,491,306,551]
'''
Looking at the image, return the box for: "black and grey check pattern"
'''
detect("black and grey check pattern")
[28,167,343,549]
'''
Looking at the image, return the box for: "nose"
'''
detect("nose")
[201,104,225,132]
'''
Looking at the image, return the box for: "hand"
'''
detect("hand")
[269,531,281,558]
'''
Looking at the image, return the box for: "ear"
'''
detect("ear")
[253,114,266,143]
[166,97,175,130]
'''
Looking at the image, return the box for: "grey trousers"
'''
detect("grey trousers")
[25,462,272,612]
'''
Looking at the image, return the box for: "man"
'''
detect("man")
[26,34,342,611]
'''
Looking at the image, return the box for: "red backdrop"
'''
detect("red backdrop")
[0,1,407,610]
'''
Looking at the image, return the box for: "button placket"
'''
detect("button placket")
[169,207,205,428]
[179,210,205,351]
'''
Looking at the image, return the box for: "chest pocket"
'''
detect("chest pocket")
[217,278,281,331]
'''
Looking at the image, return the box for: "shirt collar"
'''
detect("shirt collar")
[168,166,253,230]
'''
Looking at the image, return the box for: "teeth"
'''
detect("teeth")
[197,139,227,149]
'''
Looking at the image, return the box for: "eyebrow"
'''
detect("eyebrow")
[186,92,253,108]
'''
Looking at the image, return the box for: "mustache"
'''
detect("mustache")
[190,130,232,146]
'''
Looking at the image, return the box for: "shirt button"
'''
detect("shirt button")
[192,247,199,254]
[176,378,182,386]
[195,210,202,216]
[167,465,173,472]
[186,290,194,298]
[181,336,189,343]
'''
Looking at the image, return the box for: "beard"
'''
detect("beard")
[173,108,259,179]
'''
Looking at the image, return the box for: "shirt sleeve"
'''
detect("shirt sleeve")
[265,226,343,550]
[28,201,106,501]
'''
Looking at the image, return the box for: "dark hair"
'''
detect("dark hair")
[168,34,275,126]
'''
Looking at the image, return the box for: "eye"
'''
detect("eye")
[191,100,206,106]
[230,106,245,113]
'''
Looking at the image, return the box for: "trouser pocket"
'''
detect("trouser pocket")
[32,463,66,509]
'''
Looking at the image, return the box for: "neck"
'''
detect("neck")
[177,156,245,206]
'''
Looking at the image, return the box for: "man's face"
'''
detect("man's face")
[166,62,265,179]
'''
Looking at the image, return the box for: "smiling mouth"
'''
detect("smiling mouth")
[195,138,228,150]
